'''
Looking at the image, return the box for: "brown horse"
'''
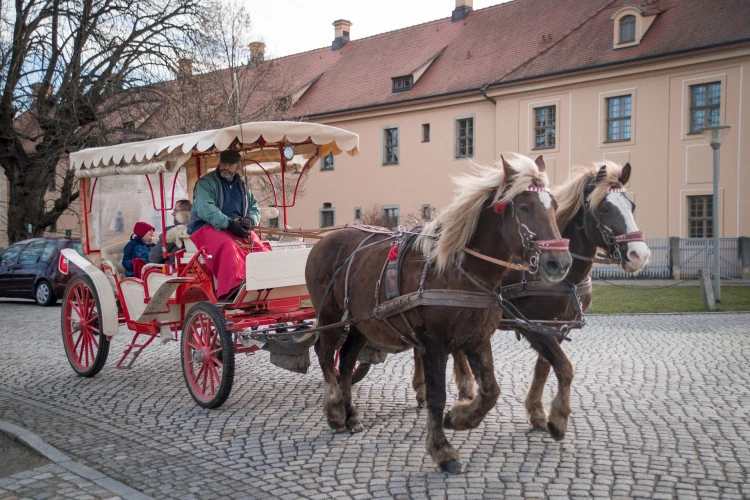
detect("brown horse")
[305,154,572,473]
[413,161,649,440]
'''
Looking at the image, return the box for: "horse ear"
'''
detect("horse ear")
[501,155,517,180]
[595,165,607,184]
[619,163,631,186]
[534,155,545,172]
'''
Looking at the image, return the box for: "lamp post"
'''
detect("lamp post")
[702,125,731,303]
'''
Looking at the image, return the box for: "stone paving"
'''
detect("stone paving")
[0,299,749,498]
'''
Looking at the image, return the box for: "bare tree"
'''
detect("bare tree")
[360,204,388,227]
[146,1,299,134]
[0,0,212,244]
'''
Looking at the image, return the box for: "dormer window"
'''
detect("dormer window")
[611,5,658,49]
[619,15,635,43]
[392,76,413,93]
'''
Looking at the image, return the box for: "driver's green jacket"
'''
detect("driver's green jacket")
[186,169,260,234]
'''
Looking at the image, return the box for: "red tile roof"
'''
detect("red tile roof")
[262,0,750,118]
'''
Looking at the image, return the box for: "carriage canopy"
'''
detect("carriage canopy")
[69,121,360,178]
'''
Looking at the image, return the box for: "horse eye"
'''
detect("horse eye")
[600,205,609,214]
[518,204,532,214]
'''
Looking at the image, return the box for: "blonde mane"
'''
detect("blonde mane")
[552,160,626,230]
[416,153,549,275]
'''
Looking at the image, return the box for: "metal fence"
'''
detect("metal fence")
[678,238,740,279]
[591,237,671,279]
[590,237,743,279]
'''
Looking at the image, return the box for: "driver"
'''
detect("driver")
[187,149,268,300]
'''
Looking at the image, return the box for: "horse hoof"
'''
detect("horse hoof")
[440,460,462,474]
[347,422,364,433]
[547,421,566,441]
[416,396,425,409]
[328,421,347,433]
[443,412,453,429]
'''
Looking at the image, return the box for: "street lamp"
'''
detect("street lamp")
[701,125,731,303]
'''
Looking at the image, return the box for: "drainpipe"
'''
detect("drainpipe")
[481,83,496,104]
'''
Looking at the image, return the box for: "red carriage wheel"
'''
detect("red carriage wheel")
[334,347,371,385]
[181,303,235,409]
[61,274,110,377]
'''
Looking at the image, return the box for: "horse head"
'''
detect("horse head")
[574,162,650,272]
[494,155,572,282]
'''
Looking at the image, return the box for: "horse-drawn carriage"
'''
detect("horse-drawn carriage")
[61,119,649,474]
[60,121,359,409]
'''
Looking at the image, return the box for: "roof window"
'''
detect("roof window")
[610,5,658,49]
[392,76,413,93]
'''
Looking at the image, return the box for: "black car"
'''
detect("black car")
[0,237,84,306]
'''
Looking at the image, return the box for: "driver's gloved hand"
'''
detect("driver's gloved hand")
[227,219,249,238]
[240,217,255,230]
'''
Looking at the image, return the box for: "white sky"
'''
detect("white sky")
[244,1,510,59]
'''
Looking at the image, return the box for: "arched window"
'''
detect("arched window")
[620,15,636,43]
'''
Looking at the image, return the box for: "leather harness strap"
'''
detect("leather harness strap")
[462,247,530,271]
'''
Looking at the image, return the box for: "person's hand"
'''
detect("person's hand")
[226,219,249,238]
[240,217,256,230]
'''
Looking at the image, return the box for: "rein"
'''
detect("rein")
[462,236,569,272]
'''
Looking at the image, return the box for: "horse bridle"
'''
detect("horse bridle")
[478,185,569,274]
[582,183,644,265]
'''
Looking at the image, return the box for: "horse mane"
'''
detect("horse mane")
[416,153,549,275]
[553,160,626,229]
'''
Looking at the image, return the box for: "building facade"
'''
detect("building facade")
[280,0,750,241]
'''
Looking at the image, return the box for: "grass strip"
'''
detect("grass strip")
[588,284,750,314]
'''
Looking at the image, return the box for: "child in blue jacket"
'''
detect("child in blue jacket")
[123,222,155,278]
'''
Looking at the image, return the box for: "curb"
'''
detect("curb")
[0,419,152,500]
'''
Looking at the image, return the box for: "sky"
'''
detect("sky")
[243,1,510,59]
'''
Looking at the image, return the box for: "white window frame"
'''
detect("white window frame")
[319,203,335,228]
[382,125,399,165]
[381,205,400,228]
[454,115,475,159]
[680,74,727,140]
[599,88,636,147]
[527,99,560,154]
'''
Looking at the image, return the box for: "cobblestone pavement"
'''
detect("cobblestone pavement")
[1,300,749,499]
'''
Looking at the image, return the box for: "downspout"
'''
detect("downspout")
[481,83,496,104]
[481,83,497,158]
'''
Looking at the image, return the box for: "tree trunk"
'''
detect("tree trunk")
[4,153,76,244]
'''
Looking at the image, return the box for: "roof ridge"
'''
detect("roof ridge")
[489,0,622,86]
[273,2,519,62]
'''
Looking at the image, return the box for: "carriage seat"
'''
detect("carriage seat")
[99,239,128,290]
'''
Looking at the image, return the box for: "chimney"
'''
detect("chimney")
[177,58,193,78]
[332,19,352,51]
[249,42,265,66]
[30,83,43,107]
[452,0,473,22]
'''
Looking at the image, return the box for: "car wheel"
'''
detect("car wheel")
[35,280,56,306]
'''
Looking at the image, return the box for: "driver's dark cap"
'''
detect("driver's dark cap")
[219,150,241,165]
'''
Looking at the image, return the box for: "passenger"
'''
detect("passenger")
[123,222,155,278]
[187,149,269,300]
[149,199,192,264]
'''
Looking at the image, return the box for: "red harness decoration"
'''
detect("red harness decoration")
[493,201,507,214]
[534,239,570,251]
[387,242,399,261]
[614,231,644,244]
